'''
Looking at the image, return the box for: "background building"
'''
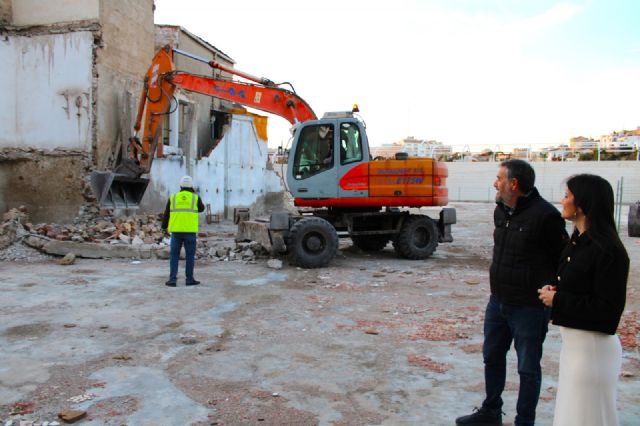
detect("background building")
[0,0,285,222]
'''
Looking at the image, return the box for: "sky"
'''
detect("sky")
[153,0,640,151]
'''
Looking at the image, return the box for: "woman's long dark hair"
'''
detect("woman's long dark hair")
[565,174,624,251]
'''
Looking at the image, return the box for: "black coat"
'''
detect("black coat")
[551,231,629,335]
[490,187,568,306]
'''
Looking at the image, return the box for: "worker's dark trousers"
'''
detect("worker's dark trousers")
[169,232,197,282]
[482,295,550,426]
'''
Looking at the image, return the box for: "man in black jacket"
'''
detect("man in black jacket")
[456,159,568,426]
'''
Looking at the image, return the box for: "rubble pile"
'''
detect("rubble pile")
[33,211,165,244]
[0,205,274,263]
[0,206,28,250]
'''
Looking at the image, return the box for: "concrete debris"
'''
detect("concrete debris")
[112,354,132,360]
[58,253,76,265]
[57,409,86,423]
[215,248,230,258]
[180,333,200,345]
[10,401,33,415]
[267,259,283,270]
[3,206,29,224]
[0,206,276,264]
[2,420,60,426]
[67,394,95,403]
[0,207,28,250]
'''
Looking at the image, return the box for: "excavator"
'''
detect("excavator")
[91,45,456,268]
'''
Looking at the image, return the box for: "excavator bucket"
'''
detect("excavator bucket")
[90,171,150,210]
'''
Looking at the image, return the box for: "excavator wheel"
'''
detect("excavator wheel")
[351,235,390,252]
[392,215,438,260]
[288,217,339,268]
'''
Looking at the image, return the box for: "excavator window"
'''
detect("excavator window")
[292,124,335,179]
[340,122,363,165]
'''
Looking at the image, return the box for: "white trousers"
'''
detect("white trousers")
[553,326,622,426]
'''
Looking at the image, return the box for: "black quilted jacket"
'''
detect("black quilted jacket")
[490,188,568,306]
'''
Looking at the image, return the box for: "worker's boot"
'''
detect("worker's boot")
[165,280,177,287]
[185,279,200,286]
[455,407,502,425]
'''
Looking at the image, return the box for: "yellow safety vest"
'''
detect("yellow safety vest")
[168,191,199,233]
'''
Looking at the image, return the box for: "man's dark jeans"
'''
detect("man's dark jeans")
[169,232,197,282]
[482,295,550,426]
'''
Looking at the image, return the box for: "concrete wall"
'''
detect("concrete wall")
[10,0,99,26]
[446,161,640,204]
[0,30,93,222]
[140,114,284,219]
[0,31,94,150]
[95,0,154,170]
[0,149,91,223]
[0,0,155,223]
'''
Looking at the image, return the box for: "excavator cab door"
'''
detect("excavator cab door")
[336,120,368,199]
[288,122,339,199]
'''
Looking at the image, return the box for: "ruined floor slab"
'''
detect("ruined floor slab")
[0,203,638,426]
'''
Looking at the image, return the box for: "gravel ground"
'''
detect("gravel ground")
[0,202,638,426]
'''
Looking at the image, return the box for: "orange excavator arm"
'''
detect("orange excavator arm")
[131,46,317,174]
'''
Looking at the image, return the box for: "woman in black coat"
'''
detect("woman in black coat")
[538,174,629,426]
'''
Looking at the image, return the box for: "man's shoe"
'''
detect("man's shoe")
[185,280,200,286]
[165,280,177,287]
[455,407,502,425]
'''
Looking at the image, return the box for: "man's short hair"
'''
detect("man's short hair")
[501,159,535,193]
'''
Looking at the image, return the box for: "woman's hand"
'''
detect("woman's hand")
[538,285,556,307]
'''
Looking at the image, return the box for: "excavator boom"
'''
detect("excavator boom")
[170,73,317,125]
[91,45,316,209]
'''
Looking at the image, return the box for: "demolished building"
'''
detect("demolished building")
[0,0,286,225]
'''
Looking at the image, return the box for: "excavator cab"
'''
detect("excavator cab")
[288,113,369,202]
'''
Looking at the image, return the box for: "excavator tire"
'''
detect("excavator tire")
[351,235,390,252]
[288,217,339,268]
[392,215,438,260]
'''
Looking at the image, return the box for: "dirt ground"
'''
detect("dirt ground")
[1,202,638,426]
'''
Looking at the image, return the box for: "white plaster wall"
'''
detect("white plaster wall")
[0,32,93,150]
[142,114,284,219]
[446,161,640,204]
[11,0,99,25]
[220,115,282,209]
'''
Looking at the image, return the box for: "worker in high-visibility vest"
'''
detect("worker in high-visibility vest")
[161,175,205,287]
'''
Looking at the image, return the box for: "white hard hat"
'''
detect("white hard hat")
[179,175,193,188]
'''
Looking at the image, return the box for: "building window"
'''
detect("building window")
[162,100,190,154]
